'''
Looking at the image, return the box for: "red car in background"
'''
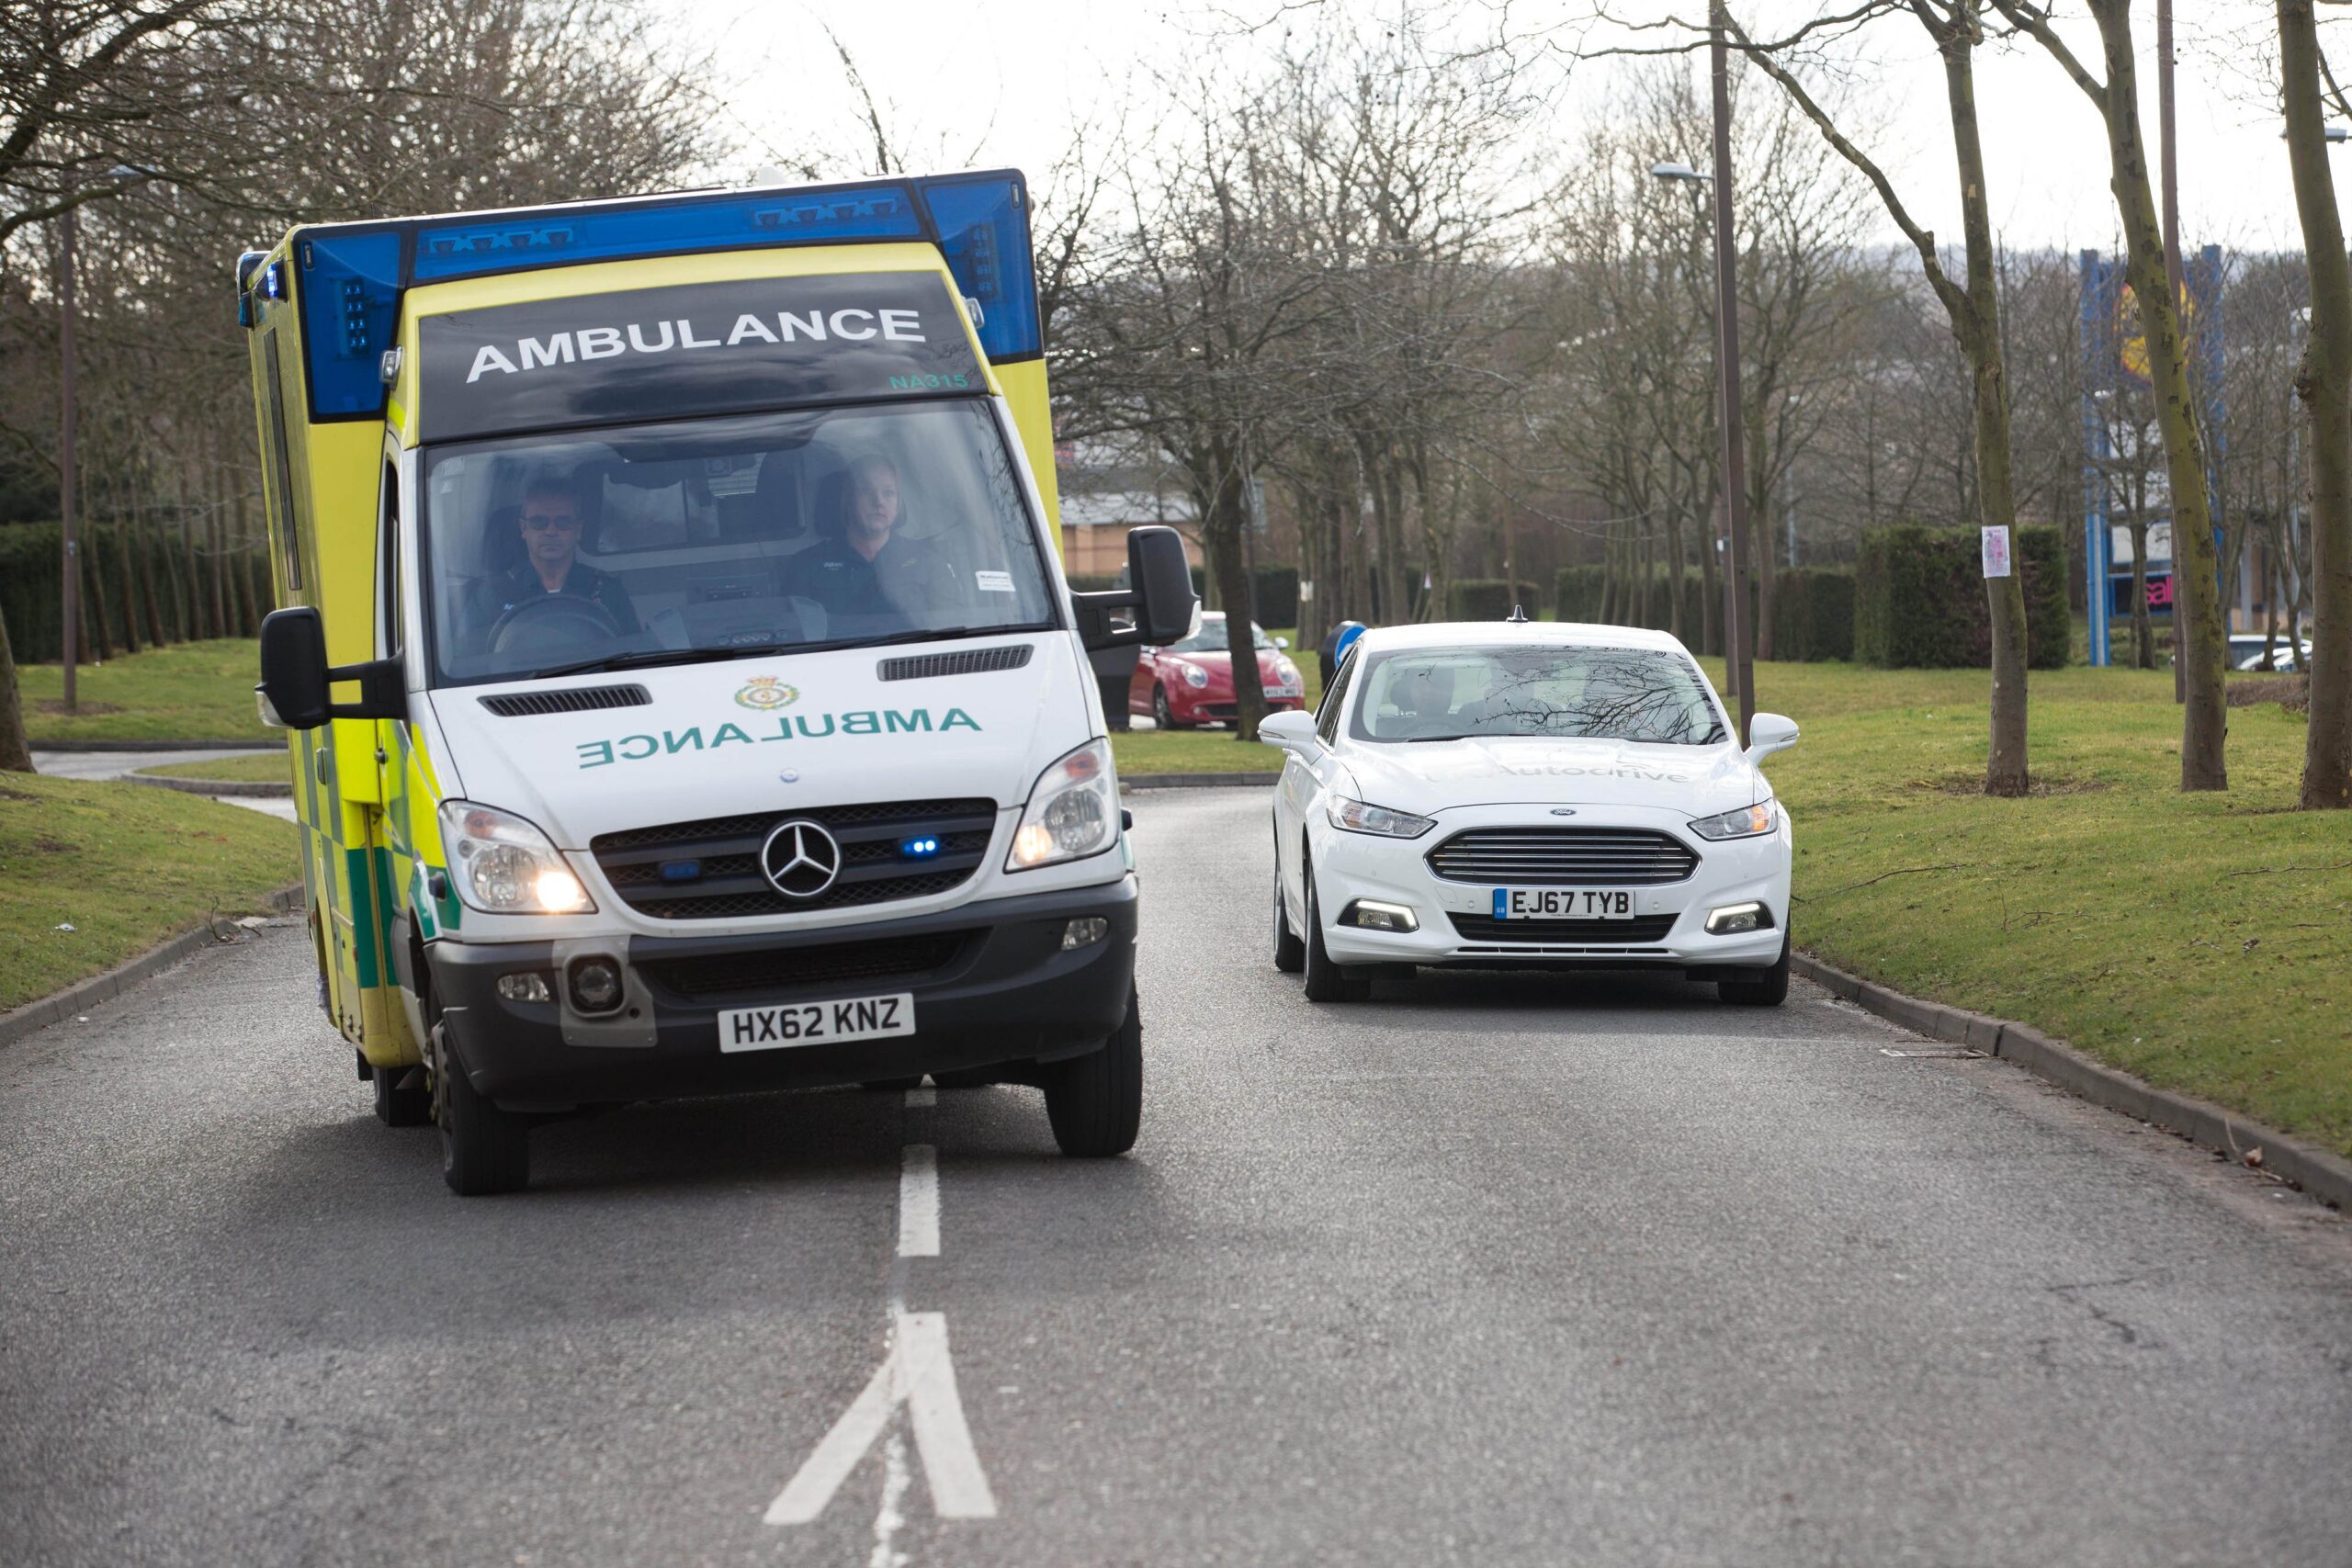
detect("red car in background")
[1129,614,1306,729]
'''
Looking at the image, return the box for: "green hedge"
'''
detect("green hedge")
[1449,578,1543,620]
[0,520,269,664]
[1773,569,1855,662]
[1854,525,2069,670]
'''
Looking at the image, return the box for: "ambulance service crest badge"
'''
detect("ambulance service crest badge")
[734,676,800,712]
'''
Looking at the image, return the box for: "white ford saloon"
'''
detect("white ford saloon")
[1258,621,1798,1005]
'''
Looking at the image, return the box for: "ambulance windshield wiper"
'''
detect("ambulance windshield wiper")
[521,644,797,681]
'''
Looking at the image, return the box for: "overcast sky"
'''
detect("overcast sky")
[683,1,2332,256]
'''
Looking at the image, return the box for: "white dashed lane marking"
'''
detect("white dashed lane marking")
[764,1313,998,1524]
[899,1144,940,1258]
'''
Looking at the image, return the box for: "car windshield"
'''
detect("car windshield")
[421,400,1057,687]
[1169,616,1273,653]
[1349,646,1727,745]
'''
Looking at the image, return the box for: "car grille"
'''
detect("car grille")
[1426,827,1698,886]
[639,932,970,1004]
[1447,913,1679,944]
[592,798,997,919]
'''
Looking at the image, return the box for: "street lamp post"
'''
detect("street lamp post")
[1649,9,1756,743]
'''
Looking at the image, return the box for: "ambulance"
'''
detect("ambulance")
[237,171,1195,1193]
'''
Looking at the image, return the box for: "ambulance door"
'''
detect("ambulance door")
[368,451,424,1066]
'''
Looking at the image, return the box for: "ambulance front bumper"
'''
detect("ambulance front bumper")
[425,875,1137,1108]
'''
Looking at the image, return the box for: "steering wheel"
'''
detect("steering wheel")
[487,595,622,658]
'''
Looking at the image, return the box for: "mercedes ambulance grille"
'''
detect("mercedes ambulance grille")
[1426,827,1698,886]
[1446,912,1680,944]
[592,798,997,919]
[876,645,1034,682]
[478,683,652,717]
[639,931,972,1005]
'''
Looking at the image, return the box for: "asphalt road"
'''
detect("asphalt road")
[5,787,2350,1567]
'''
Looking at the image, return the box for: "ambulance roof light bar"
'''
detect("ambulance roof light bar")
[253,170,1041,423]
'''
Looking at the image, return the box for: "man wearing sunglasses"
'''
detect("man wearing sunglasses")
[466,475,639,650]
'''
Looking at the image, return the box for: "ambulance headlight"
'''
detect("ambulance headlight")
[1008,739,1119,872]
[437,800,596,914]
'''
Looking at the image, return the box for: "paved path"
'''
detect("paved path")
[30,748,276,780]
[4,789,2348,1566]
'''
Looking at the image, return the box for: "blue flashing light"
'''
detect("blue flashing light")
[918,175,1041,361]
[659,859,705,883]
[899,837,943,860]
[297,231,401,418]
[410,187,923,283]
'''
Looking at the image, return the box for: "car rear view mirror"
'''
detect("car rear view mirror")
[1257,710,1317,750]
[1745,711,1799,763]
[256,605,406,730]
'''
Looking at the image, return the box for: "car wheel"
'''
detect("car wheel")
[1044,987,1142,1157]
[1272,871,1306,973]
[1718,931,1791,1008]
[1300,859,1371,1003]
[372,1061,432,1126]
[435,1021,531,1195]
[1153,685,1190,731]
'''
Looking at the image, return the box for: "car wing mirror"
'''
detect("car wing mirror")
[1744,711,1799,764]
[1257,710,1317,750]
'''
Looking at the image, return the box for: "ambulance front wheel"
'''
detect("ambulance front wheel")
[434,1022,530,1196]
[1043,987,1142,1158]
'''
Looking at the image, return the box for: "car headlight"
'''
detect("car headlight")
[1688,801,1779,840]
[1181,662,1210,689]
[437,800,595,913]
[1008,738,1119,871]
[1327,795,1436,839]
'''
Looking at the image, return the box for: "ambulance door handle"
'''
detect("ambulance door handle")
[375,747,388,764]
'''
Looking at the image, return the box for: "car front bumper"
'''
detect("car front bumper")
[1307,804,1790,973]
[426,875,1137,1109]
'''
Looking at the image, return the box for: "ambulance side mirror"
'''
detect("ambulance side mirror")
[257,606,405,730]
[258,608,331,729]
[1072,525,1200,651]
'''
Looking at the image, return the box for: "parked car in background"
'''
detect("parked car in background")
[1130,613,1306,729]
[2226,634,2313,672]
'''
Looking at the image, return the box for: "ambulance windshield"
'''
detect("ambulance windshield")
[420,400,1057,686]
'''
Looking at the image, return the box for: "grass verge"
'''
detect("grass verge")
[0,773,298,1015]
[141,752,293,784]
[1724,660,2351,1160]
[20,639,272,744]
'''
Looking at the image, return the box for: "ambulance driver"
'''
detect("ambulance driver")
[464,473,639,652]
[784,454,956,626]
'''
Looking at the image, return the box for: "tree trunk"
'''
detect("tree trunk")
[1698,487,1722,656]
[2090,0,2228,788]
[1206,435,1268,740]
[1942,5,2032,795]
[0,601,32,772]
[83,532,115,662]
[2280,0,2352,807]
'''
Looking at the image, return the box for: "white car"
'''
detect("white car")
[1258,622,1799,1005]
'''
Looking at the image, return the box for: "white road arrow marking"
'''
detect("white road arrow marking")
[765,1313,998,1525]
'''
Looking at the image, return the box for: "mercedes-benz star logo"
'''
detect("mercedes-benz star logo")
[760,818,842,899]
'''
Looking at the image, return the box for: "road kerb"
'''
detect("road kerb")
[0,884,306,1051]
[1119,772,1280,790]
[1794,951,2351,1213]
[127,772,294,798]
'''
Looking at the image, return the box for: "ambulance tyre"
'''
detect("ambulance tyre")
[434,1022,530,1196]
[1717,931,1791,1008]
[372,1062,432,1126]
[1044,987,1142,1158]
